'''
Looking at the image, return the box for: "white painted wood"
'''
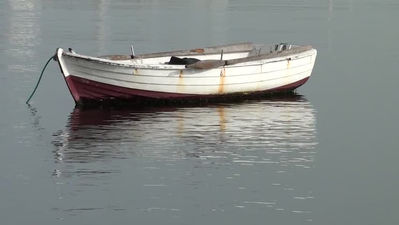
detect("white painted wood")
[56,43,317,96]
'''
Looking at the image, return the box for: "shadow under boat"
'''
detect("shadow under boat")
[52,94,318,164]
[75,89,305,108]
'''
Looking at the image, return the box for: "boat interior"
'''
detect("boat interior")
[97,43,309,66]
[54,43,312,70]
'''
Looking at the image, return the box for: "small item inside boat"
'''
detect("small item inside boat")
[168,56,200,65]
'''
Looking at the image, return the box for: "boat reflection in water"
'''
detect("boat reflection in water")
[52,95,318,221]
[53,95,317,164]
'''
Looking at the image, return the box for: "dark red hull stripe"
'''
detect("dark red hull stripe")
[65,75,309,103]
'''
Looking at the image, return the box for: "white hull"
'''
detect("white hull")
[55,43,317,103]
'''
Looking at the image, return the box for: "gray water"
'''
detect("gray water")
[1,0,398,224]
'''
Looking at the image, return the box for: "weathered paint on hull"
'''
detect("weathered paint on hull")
[66,75,309,104]
[56,43,317,105]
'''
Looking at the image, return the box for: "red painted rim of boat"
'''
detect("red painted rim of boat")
[63,75,310,103]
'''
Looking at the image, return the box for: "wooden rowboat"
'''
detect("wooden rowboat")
[55,42,317,105]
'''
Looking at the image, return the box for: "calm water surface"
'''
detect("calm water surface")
[0,0,398,224]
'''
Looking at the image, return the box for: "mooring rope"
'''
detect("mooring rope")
[25,55,55,104]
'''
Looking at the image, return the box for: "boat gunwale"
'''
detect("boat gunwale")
[61,48,315,71]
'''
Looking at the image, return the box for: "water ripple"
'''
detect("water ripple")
[51,95,318,220]
[53,96,317,165]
